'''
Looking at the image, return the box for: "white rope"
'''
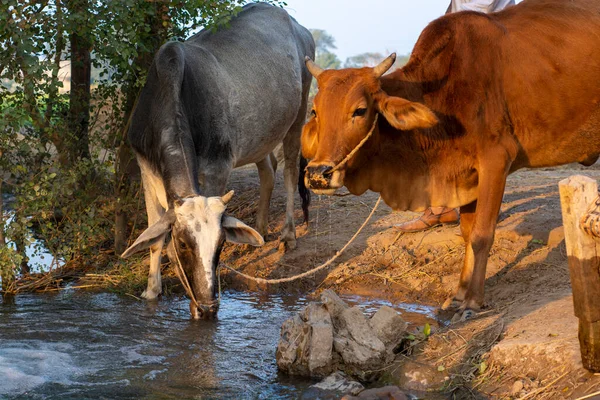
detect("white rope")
[330,113,379,173]
[172,245,200,309]
[220,196,381,284]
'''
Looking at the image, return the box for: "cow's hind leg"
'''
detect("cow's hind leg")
[280,120,304,251]
[256,155,276,240]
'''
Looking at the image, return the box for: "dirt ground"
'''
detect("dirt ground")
[219,162,600,399]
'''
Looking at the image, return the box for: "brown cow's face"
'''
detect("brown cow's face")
[302,54,438,194]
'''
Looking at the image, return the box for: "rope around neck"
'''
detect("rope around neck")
[173,241,222,311]
[172,245,200,309]
[330,113,379,173]
[219,196,381,284]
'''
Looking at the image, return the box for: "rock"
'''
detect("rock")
[277,291,403,382]
[276,303,335,377]
[339,307,386,353]
[276,314,304,370]
[301,303,335,375]
[322,289,349,324]
[334,307,387,380]
[300,371,364,400]
[341,385,408,400]
[512,380,524,394]
[368,306,408,350]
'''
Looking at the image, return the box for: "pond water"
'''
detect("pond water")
[0,290,437,399]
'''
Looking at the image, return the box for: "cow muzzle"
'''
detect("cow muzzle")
[190,300,219,320]
[305,163,345,195]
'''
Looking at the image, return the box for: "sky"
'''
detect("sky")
[282,0,452,62]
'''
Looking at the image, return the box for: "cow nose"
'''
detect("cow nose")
[190,301,219,320]
[307,165,333,177]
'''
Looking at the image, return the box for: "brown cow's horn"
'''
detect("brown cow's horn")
[221,190,234,205]
[373,53,397,78]
[305,56,324,78]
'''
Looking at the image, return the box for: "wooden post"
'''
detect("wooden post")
[559,175,600,372]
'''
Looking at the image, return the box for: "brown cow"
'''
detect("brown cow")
[302,0,600,319]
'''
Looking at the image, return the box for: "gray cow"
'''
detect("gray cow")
[121,3,315,319]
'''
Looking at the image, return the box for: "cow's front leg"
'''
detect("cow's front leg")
[255,155,276,240]
[140,175,166,300]
[442,200,476,311]
[143,238,165,300]
[451,158,509,320]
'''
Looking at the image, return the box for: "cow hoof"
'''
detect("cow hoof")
[278,239,297,252]
[141,289,161,300]
[441,297,462,311]
[450,308,477,324]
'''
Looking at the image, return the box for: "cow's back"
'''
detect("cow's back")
[129,3,314,193]
[184,3,314,167]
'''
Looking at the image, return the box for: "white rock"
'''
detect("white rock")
[369,306,408,350]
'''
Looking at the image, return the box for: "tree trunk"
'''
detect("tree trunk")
[0,179,4,246]
[14,228,29,275]
[67,0,92,165]
[114,2,169,254]
[0,178,16,293]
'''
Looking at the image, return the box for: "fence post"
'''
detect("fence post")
[559,175,600,372]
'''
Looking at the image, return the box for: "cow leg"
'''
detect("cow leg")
[280,123,303,251]
[270,150,279,174]
[255,155,276,240]
[454,162,508,318]
[141,180,166,300]
[442,200,477,310]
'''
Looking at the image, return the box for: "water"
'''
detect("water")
[0,291,437,399]
[2,207,57,275]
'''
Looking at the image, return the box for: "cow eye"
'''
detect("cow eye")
[353,108,367,117]
[310,109,317,118]
[178,240,188,250]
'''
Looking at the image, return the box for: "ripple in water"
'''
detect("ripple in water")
[0,291,437,399]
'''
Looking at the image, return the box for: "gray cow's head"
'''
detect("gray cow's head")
[122,191,264,319]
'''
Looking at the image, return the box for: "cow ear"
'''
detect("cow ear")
[376,94,438,131]
[301,118,319,159]
[121,209,176,258]
[222,215,265,247]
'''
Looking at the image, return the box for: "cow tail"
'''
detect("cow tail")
[298,155,311,225]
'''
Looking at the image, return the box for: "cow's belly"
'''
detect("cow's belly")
[230,71,303,167]
[515,107,600,170]
[233,133,287,167]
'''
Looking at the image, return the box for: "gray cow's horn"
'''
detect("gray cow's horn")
[373,53,397,78]
[305,56,324,78]
[222,190,235,205]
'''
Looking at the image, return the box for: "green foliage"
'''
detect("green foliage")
[344,52,387,68]
[310,29,337,54]
[308,29,342,103]
[0,0,285,282]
